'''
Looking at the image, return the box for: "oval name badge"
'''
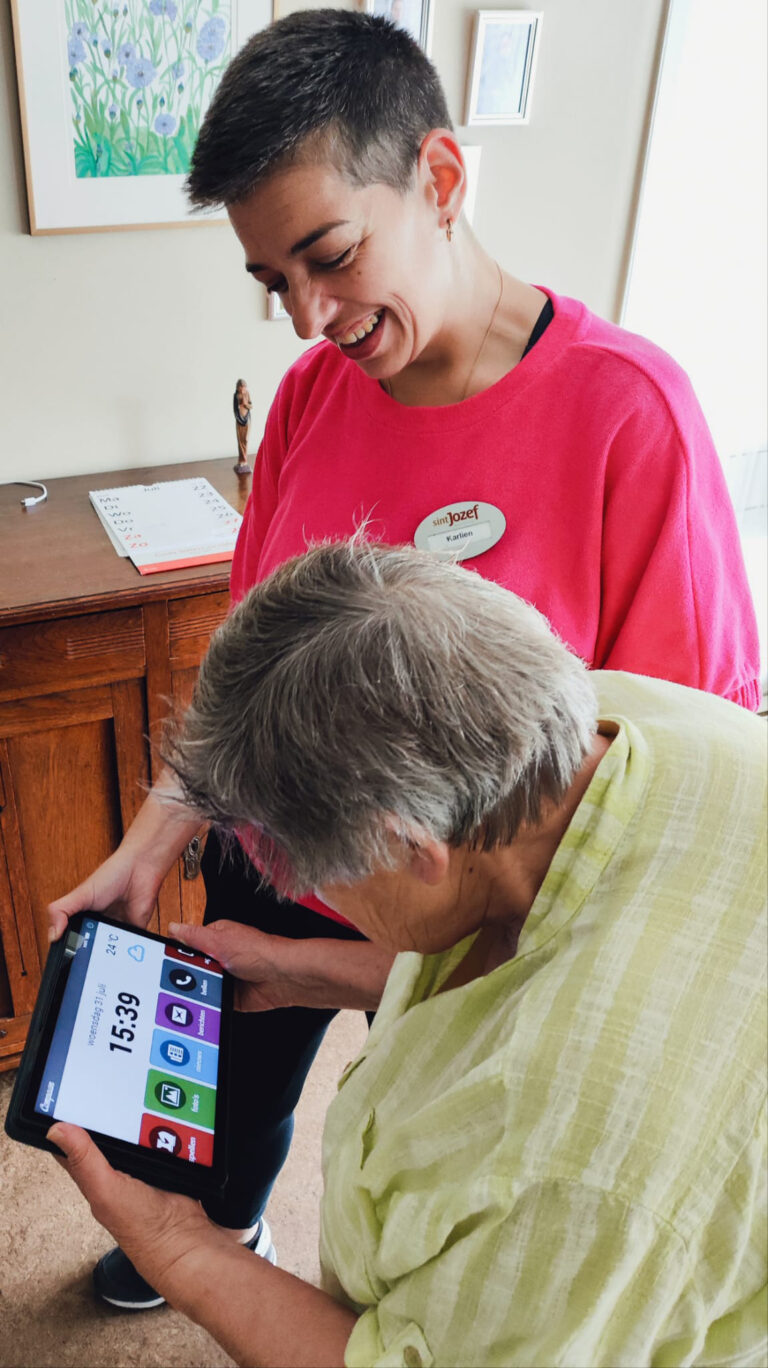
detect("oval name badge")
[413,501,507,562]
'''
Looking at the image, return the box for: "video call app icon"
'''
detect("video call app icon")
[166,943,221,972]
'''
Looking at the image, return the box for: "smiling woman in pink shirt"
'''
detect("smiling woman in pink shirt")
[48,7,760,1316]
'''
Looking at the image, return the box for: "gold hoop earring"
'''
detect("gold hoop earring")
[446,218,453,243]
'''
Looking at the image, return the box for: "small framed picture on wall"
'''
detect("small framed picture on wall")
[465,10,542,126]
[365,1,433,54]
[268,292,289,321]
[272,2,432,55]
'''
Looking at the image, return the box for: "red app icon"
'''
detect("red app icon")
[139,1113,215,1166]
[165,943,223,975]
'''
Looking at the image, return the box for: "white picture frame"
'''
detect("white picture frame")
[272,2,432,54]
[10,0,271,234]
[268,292,290,321]
[272,1,367,16]
[365,0,433,54]
[465,10,542,127]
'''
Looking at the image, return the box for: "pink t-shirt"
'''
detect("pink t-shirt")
[231,288,760,921]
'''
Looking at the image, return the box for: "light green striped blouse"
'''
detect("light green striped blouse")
[320,672,767,1368]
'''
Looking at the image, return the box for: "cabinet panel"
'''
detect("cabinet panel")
[0,686,114,738]
[0,458,240,1070]
[168,591,229,671]
[6,718,123,970]
[0,608,145,702]
[0,741,43,1016]
[170,667,211,929]
[0,848,20,1020]
[0,940,12,1018]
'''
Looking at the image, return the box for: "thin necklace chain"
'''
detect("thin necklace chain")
[383,261,505,405]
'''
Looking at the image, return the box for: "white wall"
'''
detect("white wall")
[0,0,665,484]
[623,0,767,685]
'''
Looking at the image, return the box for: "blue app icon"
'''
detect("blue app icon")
[160,1039,190,1069]
[149,1029,219,1085]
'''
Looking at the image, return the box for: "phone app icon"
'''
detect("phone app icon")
[157,1080,185,1109]
[160,960,222,1008]
[160,1039,190,1068]
[169,968,197,993]
[148,1125,183,1154]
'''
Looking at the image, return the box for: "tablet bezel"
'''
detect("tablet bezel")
[5,910,233,1199]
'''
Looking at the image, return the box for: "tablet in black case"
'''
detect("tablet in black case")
[5,911,233,1198]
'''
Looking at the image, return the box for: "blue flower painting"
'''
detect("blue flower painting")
[65,0,232,177]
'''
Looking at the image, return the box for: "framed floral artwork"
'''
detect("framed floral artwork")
[10,0,271,233]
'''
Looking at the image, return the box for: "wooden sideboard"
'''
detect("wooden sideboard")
[0,458,250,1071]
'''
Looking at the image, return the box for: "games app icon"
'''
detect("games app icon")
[139,1113,215,1165]
[148,1125,183,1154]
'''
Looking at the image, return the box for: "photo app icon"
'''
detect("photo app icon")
[156,1080,186,1110]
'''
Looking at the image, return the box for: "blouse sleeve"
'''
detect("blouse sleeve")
[343,1180,698,1368]
[593,373,761,709]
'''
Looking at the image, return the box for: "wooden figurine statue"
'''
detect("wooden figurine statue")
[233,378,253,474]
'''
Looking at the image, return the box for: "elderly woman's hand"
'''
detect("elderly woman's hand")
[48,1123,215,1302]
[167,919,310,1011]
[50,1122,359,1364]
[167,919,392,1013]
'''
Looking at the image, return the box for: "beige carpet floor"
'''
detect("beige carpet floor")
[0,1010,367,1368]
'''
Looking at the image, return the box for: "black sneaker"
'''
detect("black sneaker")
[93,1217,277,1310]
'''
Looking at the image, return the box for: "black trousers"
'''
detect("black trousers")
[200,830,370,1229]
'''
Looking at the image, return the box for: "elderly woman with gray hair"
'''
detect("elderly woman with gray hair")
[52,540,766,1368]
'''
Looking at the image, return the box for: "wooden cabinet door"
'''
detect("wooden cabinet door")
[0,680,150,1070]
[143,588,227,930]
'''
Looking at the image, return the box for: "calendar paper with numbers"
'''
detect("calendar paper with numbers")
[89,478,242,575]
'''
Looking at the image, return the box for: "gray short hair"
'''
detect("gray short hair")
[166,541,598,896]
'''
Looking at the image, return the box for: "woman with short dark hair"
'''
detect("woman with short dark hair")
[52,540,767,1367]
[49,8,760,1314]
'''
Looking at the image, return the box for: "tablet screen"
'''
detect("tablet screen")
[34,918,224,1168]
